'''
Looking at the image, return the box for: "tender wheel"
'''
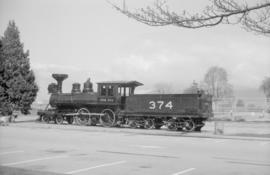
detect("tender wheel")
[167,119,178,131]
[55,114,64,124]
[76,108,90,126]
[144,119,153,129]
[128,120,137,129]
[183,119,195,132]
[42,115,50,123]
[101,109,116,127]
[66,117,74,124]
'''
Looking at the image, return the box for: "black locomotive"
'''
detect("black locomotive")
[38,74,213,131]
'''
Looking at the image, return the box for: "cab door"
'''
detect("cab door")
[118,87,131,110]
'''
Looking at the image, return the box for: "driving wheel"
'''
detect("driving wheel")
[76,108,90,125]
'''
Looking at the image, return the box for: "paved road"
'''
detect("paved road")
[0,124,270,175]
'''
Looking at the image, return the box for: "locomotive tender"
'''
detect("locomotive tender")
[38,74,213,131]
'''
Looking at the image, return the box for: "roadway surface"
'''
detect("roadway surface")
[0,122,270,175]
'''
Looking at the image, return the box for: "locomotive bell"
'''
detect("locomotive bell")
[52,74,68,93]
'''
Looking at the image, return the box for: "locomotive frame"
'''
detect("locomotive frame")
[38,74,213,132]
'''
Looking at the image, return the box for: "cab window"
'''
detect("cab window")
[101,85,106,96]
[118,87,131,96]
[125,87,130,96]
[108,85,114,96]
[118,87,121,95]
[120,87,125,96]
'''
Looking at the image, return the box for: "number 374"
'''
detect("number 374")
[149,101,173,110]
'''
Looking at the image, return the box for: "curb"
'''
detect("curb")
[8,121,270,142]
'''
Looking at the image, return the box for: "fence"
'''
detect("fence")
[212,98,270,122]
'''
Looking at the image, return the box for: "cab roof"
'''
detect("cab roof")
[97,81,143,87]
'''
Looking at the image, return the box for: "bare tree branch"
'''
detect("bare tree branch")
[109,0,270,36]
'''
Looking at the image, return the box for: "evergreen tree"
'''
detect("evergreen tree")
[0,21,38,115]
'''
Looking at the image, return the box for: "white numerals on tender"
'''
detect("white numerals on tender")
[165,101,173,109]
[157,101,164,109]
[149,101,173,110]
[149,101,156,109]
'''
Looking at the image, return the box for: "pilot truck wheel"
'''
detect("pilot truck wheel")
[144,119,154,129]
[55,114,64,124]
[42,115,50,123]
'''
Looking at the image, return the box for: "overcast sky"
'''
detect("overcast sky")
[0,0,269,103]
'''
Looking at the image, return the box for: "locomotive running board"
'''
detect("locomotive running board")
[63,113,105,116]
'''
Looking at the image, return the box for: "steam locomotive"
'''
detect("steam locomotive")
[38,74,213,131]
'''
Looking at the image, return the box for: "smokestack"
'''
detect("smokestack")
[52,74,68,93]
